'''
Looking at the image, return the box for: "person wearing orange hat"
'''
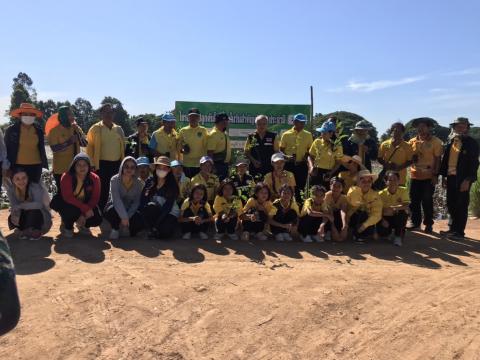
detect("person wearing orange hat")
[5,103,48,183]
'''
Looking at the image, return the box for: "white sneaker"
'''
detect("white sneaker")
[275,233,285,242]
[109,229,119,240]
[256,232,268,241]
[312,234,324,243]
[241,231,250,241]
[228,233,239,240]
[394,237,402,247]
[301,235,313,243]
[199,232,208,240]
[324,231,331,241]
[182,232,191,240]
[62,229,74,238]
[283,233,293,242]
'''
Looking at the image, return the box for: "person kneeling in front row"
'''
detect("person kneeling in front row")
[240,182,273,241]
[179,184,213,240]
[269,184,300,242]
[299,185,332,243]
[213,179,243,240]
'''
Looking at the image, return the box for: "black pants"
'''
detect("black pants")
[349,210,376,238]
[249,162,272,179]
[8,209,43,231]
[13,164,42,183]
[285,161,308,202]
[377,211,408,237]
[50,195,102,230]
[215,216,238,234]
[103,205,144,236]
[446,175,470,236]
[214,161,229,181]
[141,204,178,239]
[184,167,200,179]
[325,210,344,232]
[299,215,323,236]
[271,209,298,234]
[98,160,121,211]
[53,174,62,195]
[242,210,268,233]
[180,208,210,234]
[409,179,434,227]
[308,168,331,189]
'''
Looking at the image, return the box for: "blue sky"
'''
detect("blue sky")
[1,0,479,133]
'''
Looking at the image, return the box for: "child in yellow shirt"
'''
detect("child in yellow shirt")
[179,184,214,240]
[240,182,273,241]
[213,179,243,240]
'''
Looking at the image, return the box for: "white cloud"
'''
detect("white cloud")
[345,76,426,92]
[429,88,450,93]
[443,68,480,76]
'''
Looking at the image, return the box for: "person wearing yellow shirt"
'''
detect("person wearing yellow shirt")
[338,155,364,194]
[47,106,86,192]
[298,185,332,243]
[5,103,48,183]
[177,108,208,178]
[179,183,214,240]
[268,184,300,242]
[308,120,343,188]
[377,171,410,246]
[407,117,443,233]
[263,152,296,200]
[347,170,383,242]
[207,112,231,180]
[377,122,413,186]
[325,177,349,242]
[149,113,178,161]
[190,156,220,203]
[86,103,125,209]
[240,182,273,241]
[171,160,191,204]
[439,117,479,241]
[213,179,243,240]
[280,113,313,201]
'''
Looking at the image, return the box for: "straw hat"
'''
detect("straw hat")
[10,103,43,118]
[357,169,378,181]
[151,156,171,167]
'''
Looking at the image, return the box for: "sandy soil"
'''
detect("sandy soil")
[1,210,480,360]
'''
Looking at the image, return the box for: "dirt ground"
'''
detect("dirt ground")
[1,210,480,360]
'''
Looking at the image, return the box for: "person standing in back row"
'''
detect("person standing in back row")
[86,103,125,210]
[149,112,178,160]
[342,120,378,172]
[280,113,313,202]
[207,112,231,181]
[439,117,479,241]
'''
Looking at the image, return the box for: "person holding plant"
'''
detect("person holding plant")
[268,184,300,242]
[298,185,332,243]
[179,184,213,240]
[240,182,273,241]
[264,152,296,200]
[324,177,349,242]
[230,158,254,204]
[213,179,243,240]
[191,156,220,203]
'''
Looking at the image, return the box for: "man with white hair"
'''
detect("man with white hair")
[244,114,279,177]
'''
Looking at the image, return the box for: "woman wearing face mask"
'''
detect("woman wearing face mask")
[5,103,48,183]
[139,156,180,239]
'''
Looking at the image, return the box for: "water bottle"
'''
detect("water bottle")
[0,232,20,336]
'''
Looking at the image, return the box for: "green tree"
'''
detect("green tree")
[99,96,133,135]
[313,111,378,142]
[8,72,36,122]
[72,97,96,132]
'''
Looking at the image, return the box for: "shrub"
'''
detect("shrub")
[469,168,480,217]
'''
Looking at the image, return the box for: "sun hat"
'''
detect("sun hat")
[450,117,473,127]
[170,160,183,167]
[353,120,372,131]
[162,112,176,122]
[152,156,171,167]
[293,113,307,122]
[411,117,435,128]
[136,157,150,167]
[10,103,43,118]
[357,169,378,181]
[271,152,286,163]
[199,156,214,165]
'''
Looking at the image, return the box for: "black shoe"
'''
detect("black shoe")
[447,232,465,241]
[439,229,454,236]
[424,225,433,234]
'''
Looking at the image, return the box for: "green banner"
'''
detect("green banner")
[175,101,311,148]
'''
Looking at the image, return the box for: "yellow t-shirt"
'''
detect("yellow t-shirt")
[242,198,274,215]
[213,195,243,217]
[346,186,383,228]
[177,125,208,167]
[177,176,191,201]
[409,135,443,180]
[190,172,220,202]
[99,125,124,161]
[17,125,41,165]
[263,171,296,199]
[207,127,231,163]
[309,138,343,170]
[269,199,300,216]
[74,178,86,201]
[280,128,313,162]
[378,186,410,209]
[338,171,357,194]
[150,127,178,160]
[448,137,462,175]
[324,191,348,212]
[48,125,77,174]
[300,197,329,217]
[378,139,413,184]
[180,198,212,216]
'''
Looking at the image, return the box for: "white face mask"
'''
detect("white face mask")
[156,169,168,178]
[21,116,35,125]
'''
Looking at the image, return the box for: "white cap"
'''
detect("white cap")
[271,152,285,163]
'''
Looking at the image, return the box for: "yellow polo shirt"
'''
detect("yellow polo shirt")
[180,199,212,216]
[150,127,178,160]
[346,186,383,228]
[378,186,410,209]
[448,137,462,175]
[191,172,220,202]
[378,139,413,184]
[409,135,443,180]
[48,125,77,174]
[263,171,296,199]
[325,191,348,211]
[17,125,41,165]
[207,127,231,163]
[213,195,243,217]
[242,198,274,215]
[300,197,329,217]
[269,199,300,216]
[280,128,313,162]
[338,171,357,194]
[177,125,208,167]
[309,138,343,170]
[99,125,123,161]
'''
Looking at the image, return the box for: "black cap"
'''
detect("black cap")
[215,112,229,123]
[187,108,201,116]
[99,103,114,113]
[411,117,435,128]
[136,117,147,126]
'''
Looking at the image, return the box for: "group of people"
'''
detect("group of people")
[1,102,478,245]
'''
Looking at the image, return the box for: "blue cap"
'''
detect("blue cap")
[316,120,336,133]
[293,113,307,122]
[136,156,150,166]
[170,160,183,167]
[162,112,176,122]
